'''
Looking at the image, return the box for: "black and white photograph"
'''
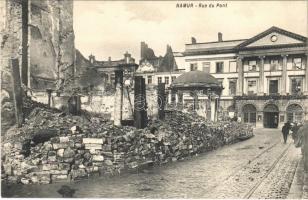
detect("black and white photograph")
[0,0,308,198]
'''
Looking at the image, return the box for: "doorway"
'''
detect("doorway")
[263,104,279,128]
[242,104,257,125]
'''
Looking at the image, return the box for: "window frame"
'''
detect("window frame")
[229,61,237,73]
[247,79,257,95]
[147,75,152,84]
[202,62,211,73]
[248,60,257,72]
[165,77,170,85]
[229,79,237,96]
[293,57,302,70]
[268,79,279,94]
[190,63,198,71]
[171,76,176,83]
[270,59,280,71]
[157,77,162,84]
[290,77,303,95]
[216,62,224,73]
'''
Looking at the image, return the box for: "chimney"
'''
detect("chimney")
[218,32,223,42]
[89,54,95,64]
[140,41,147,60]
[191,37,196,44]
[124,51,131,64]
[108,57,111,62]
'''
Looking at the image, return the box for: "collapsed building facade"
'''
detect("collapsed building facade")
[0,0,75,93]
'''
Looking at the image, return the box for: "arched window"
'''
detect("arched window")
[286,104,303,123]
[242,104,257,124]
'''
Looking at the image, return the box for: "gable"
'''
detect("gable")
[246,32,304,47]
[237,26,307,49]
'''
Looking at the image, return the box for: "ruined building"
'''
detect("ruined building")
[138,42,178,73]
[0,0,75,94]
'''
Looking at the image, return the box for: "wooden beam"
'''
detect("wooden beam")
[11,59,24,127]
[157,83,165,120]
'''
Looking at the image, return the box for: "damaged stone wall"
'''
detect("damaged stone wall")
[0,0,75,93]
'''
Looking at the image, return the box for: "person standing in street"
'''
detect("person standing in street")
[281,121,291,144]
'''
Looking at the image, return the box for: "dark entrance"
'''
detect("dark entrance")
[263,104,279,128]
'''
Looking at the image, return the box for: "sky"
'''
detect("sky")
[73,1,308,62]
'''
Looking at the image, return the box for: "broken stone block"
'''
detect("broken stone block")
[70,126,82,134]
[57,149,65,157]
[14,143,23,150]
[85,144,102,150]
[128,161,138,169]
[78,164,85,169]
[75,143,84,149]
[59,137,69,143]
[104,160,113,166]
[50,170,68,175]
[63,147,75,158]
[3,143,12,153]
[48,156,57,162]
[58,163,71,170]
[83,138,104,144]
[53,143,69,150]
[71,169,88,180]
[51,174,68,182]
[89,148,96,155]
[43,143,53,151]
[63,158,74,163]
[42,163,58,171]
[21,178,30,184]
[30,176,39,184]
[48,150,57,157]
[92,155,104,162]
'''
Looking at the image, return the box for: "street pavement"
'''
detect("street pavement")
[2,128,302,198]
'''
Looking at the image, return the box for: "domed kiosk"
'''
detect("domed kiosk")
[170,71,223,121]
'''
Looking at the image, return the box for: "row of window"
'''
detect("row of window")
[217,77,303,96]
[147,76,177,85]
[190,57,304,73]
[190,62,229,73]
[246,77,303,95]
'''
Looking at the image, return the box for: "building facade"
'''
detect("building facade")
[137,27,308,127]
[177,26,308,128]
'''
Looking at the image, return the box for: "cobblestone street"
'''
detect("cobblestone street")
[2,128,302,198]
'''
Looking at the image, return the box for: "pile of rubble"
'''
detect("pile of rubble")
[2,102,253,185]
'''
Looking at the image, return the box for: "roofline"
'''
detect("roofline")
[185,39,247,46]
[236,26,307,48]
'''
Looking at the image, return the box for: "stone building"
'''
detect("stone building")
[177,26,308,128]
[87,52,137,88]
[136,42,181,87]
[0,0,75,93]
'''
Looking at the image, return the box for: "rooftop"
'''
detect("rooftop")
[171,71,222,90]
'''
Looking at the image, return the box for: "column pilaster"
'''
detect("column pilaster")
[281,54,288,95]
[236,56,244,96]
[258,56,265,95]
[305,54,308,94]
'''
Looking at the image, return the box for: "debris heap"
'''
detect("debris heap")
[2,102,253,184]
